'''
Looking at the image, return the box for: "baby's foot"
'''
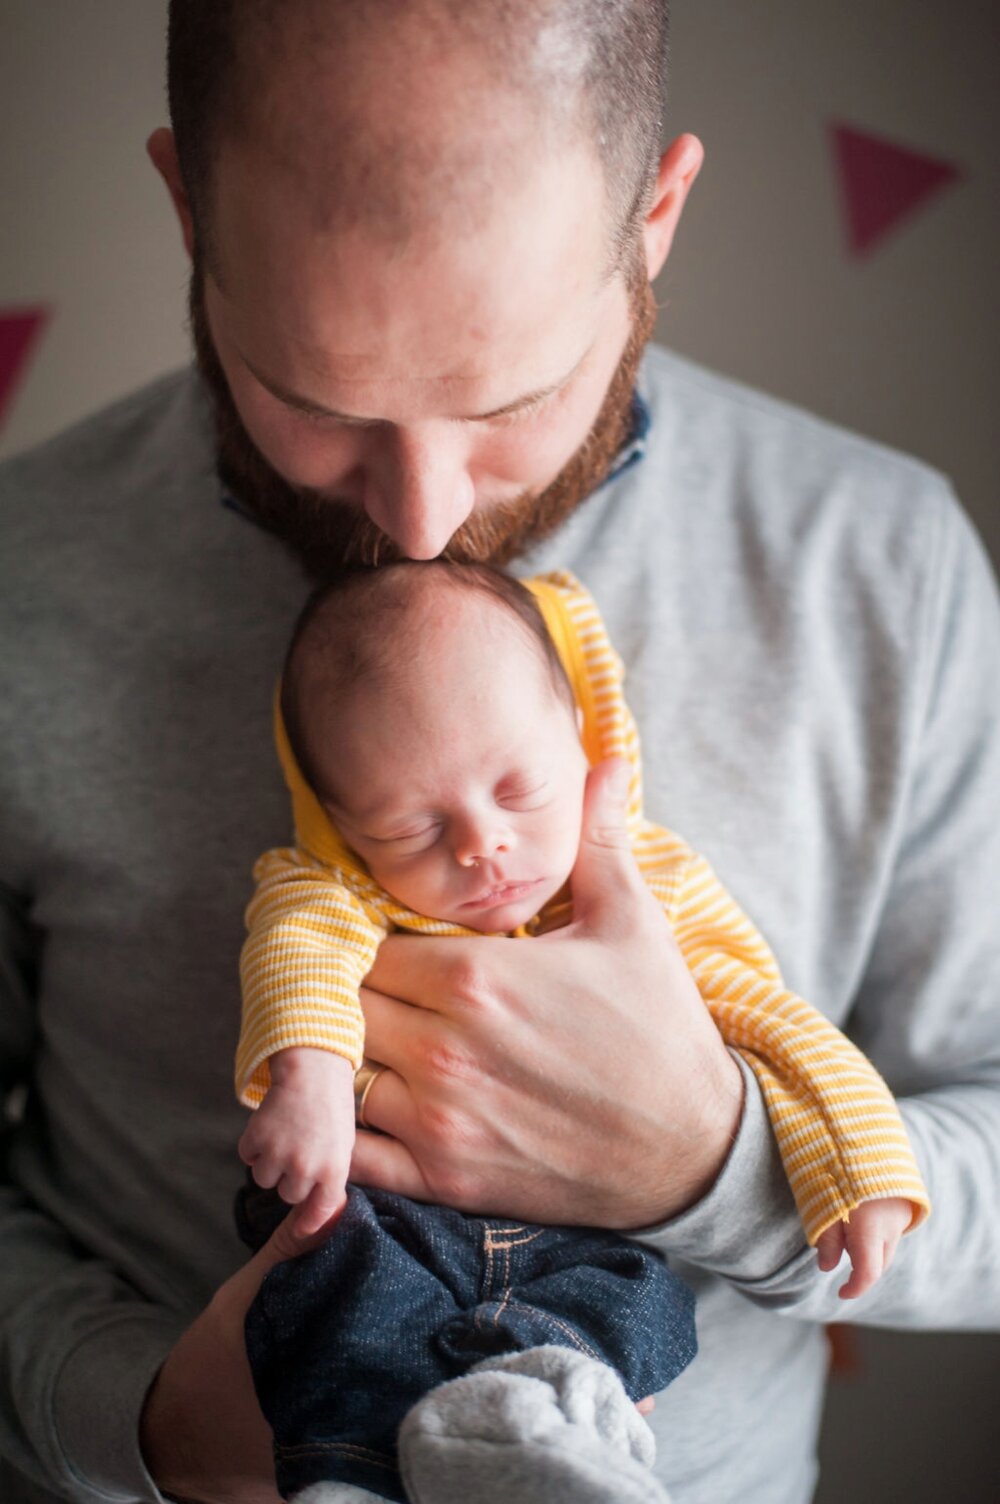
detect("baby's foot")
[293,1483,385,1503]
[398,1344,672,1503]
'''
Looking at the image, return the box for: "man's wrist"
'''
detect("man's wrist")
[632,1056,806,1282]
[668,1043,745,1215]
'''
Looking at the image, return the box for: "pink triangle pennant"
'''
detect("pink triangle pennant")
[0,306,50,430]
[830,123,963,258]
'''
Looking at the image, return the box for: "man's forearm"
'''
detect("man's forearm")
[639,1064,1000,1333]
[0,1188,182,1502]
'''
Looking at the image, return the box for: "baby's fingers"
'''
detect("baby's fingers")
[276,1167,321,1207]
[240,1138,282,1191]
[815,1222,846,1273]
[837,1233,887,1300]
[237,1114,266,1168]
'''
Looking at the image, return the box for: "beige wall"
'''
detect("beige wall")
[2,4,998,1499]
[661,2,1000,568]
[2,2,997,570]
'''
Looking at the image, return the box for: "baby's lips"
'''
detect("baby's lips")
[459,877,540,909]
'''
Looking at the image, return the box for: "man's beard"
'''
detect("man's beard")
[190,255,655,581]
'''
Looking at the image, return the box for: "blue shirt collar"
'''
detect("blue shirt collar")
[600,388,650,489]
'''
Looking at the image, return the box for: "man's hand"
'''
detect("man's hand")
[140,1211,331,1504]
[238,1048,354,1235]
[351,758,744,1230]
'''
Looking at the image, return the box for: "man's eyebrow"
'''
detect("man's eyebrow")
[239,348,590,426]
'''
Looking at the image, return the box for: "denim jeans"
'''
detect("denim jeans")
[237,1180,697,1502]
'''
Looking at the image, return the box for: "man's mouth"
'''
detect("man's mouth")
[460,878,542,911]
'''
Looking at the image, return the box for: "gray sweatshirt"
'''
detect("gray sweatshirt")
[1,346,998,1504]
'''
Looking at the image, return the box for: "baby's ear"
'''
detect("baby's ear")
[576,704,585,736]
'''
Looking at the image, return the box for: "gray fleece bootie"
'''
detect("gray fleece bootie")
[398,1344,672,1504]
[293,1484,385,1503]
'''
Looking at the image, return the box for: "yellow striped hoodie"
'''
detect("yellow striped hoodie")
[237,570,930,1245]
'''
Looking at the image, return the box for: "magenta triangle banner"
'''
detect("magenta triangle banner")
[0,306,49,430]
[830,123,963,258]
[0,307,49,430]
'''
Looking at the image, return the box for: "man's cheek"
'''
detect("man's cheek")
[246,411,357,492]
[474,414,586,486]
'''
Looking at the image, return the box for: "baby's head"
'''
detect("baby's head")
[281,562,589,932]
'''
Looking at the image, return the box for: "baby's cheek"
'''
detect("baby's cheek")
[551,805,585,874]
[364,856,413,905]
[376,859,445,918]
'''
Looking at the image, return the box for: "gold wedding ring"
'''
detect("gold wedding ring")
[354,1061,386,1129]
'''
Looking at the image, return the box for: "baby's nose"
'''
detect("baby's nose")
[454,824,511,867]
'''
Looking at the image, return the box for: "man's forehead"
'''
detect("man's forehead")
[206,130,615,417]
[211,116,609,304]
[208,10,610,320]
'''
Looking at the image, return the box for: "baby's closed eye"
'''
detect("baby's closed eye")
[497,780,551,810]
[366,821,442,851]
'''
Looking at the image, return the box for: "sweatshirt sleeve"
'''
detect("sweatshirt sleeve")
[0,884,180,1503]
[814,498,1000,1329]
[237,846,390,1105]
[661,851,930,1245]
[640,492,1000,1330]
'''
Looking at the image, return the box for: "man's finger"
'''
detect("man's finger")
[229,1210,332,1308]
[364,932,500,1013]
[292,1185,347,1238]
[352,1061,413,1133]
[351,1128,432,1202]
[359,986,450,1075]
[569,758,646,925]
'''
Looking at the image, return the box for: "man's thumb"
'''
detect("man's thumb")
[223,1204,338,1328]
[571,758,641,917]
[249,1200,340,1285]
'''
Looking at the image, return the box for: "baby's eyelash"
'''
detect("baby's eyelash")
[499,783,549,807]
[368,823,440,845]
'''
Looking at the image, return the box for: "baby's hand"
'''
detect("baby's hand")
[238,1048,357,1236]
[816,1196,913,1300]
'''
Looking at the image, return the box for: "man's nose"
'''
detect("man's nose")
[364,427,476,559]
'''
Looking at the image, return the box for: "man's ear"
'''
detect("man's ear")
[147,127,196,261]
[642,133,705,283]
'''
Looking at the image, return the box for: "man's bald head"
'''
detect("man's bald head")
[167,0,669,270]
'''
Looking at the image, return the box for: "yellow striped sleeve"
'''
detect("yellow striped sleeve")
[533,567,931,1245]
[236,846,389,1106]
[668,849,931,1244]
[526,570,645,833]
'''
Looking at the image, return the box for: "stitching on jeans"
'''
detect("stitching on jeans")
[481,1223,544,1292]
[483,1224,496,1300]
[504,1301,602,1362]
[485,1229,544,1252]
[275,1442,393,1469]
[493,1284,513,1325]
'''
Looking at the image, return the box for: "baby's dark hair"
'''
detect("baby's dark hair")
[281,561,576,799]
